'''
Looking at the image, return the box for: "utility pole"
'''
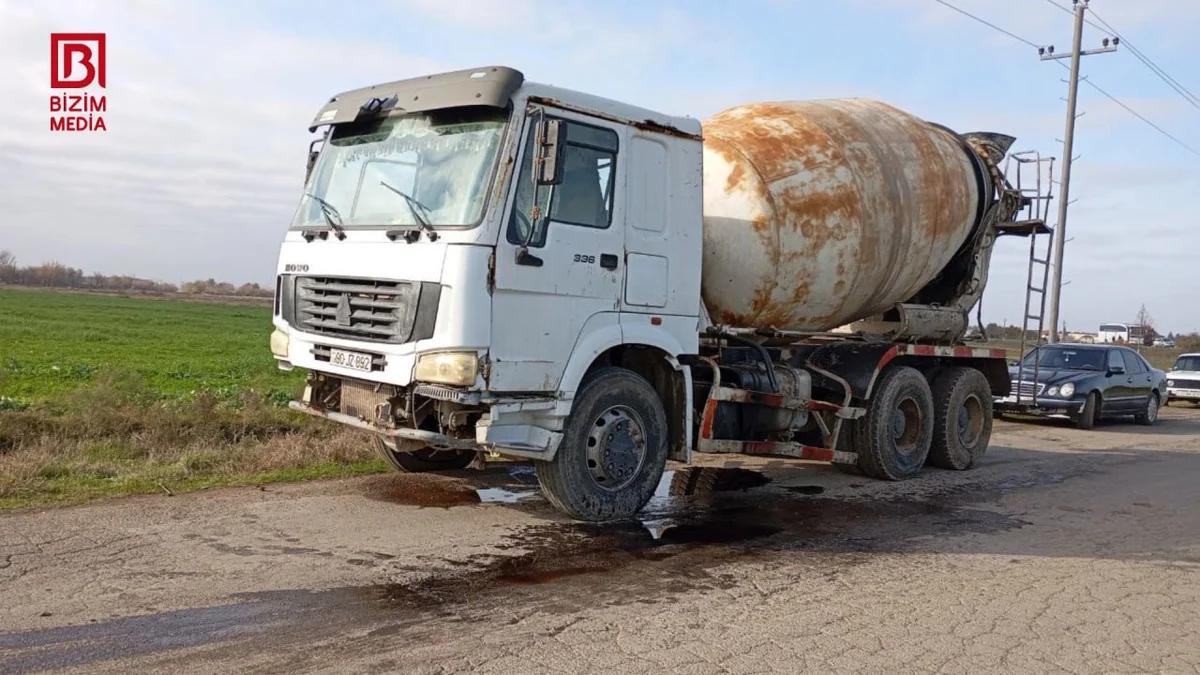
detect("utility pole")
[1040,0,1117,343]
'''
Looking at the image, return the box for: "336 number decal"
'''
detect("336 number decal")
[572,253,596,264]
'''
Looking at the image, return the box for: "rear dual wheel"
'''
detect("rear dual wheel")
[835,365,992,479]
[928,367,993,470]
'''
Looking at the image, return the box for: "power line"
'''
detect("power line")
[932,0,1041,48]
[1042,0,1200,109]
[1045,58,1200,156]
[931,0,1200,157]
[1087,7,1200,109]
[1073,71,1200,156]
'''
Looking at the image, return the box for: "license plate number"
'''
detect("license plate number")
[329,348,373,372]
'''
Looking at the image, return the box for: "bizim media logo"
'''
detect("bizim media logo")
[49,33,107,132]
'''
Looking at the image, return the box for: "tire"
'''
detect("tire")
[928,367,993,471]
[854,366,934,481]
[372,435,475,473]
[1134,393,1160,426]
[1074,392,1098,430]
[535,367,669,522]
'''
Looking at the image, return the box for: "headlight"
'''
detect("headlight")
[414,352,479,386]
[1059,382,1075,398]
[1047,386,1060,397]
[1168,380,1175,387]
[269,328,289,357]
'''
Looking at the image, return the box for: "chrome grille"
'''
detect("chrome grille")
[295,277,416,343]
[1010,380,1045,398]
[1170,378,1200,389]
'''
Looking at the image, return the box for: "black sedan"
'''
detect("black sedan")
[994,343,1168,429]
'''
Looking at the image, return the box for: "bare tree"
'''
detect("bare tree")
[1135,304,1157,346]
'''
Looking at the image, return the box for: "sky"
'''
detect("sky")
[1,0,1198,334]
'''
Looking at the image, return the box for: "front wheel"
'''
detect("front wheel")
[1074,392,1098,430]
[535,367,668,522]
[372,435,476,473]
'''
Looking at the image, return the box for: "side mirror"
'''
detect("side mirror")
[1109,364,1126,376]
[533,118,565,186]
[305,138,324,184]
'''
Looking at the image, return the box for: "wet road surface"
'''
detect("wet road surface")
[2,407,1200,674]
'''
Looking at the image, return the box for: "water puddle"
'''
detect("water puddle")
[376,480,482,508]
[786,485,827,496]
[370,465,539,508]
[475,487,539,504]
[640,466,777,539]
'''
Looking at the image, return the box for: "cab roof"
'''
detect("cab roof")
[308,65,701,139]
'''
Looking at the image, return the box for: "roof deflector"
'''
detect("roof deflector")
[308,66,524,132]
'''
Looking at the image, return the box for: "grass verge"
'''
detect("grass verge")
[0,369,386,511]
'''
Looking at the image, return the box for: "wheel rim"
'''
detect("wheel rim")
[585,405,647,492]
[957,394,985,448]
[889,396,923,459]
[1147,396,1158,422]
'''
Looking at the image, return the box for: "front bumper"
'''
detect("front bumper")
[1167,388,1200,401]
[288,401,477,450]
[994,395,1085,417]
[288,381,567,460]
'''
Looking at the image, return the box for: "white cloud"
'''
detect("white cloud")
[0,0,447,283]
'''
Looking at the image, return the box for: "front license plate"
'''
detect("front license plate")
[329,348,373,372]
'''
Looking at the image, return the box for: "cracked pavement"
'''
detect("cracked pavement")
[2,407,1199,674]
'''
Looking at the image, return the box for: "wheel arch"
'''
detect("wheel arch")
[571,342,691,463]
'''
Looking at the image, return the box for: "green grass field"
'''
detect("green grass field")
[0,287,382,510]
[0,287,304,407]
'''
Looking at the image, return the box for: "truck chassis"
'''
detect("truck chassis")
[290,330,1010,519]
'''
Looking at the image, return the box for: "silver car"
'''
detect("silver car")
[1166,353,1200,405]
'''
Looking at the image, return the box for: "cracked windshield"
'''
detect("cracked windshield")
[292,106,508,230]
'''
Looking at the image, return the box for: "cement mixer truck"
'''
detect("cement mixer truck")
[272,66,1029,521]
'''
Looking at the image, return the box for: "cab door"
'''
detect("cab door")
[1121,349,1155,409]
[489,106,626,391]
[1104,349,1135,413]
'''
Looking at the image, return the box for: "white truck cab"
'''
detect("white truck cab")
[273,67,705,516]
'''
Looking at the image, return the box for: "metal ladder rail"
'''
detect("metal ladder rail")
[1006,152,1056,404]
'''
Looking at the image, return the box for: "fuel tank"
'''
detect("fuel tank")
[700,99,997,332]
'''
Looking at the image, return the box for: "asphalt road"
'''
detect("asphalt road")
[2,406,1199,674]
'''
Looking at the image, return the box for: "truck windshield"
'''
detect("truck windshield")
[1020,346,1105,371]
[1174,356,1200,371]
[293,106,508,231]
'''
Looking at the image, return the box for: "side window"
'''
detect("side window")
[1122,350,1146,374]
[507,118,619,247]
[1108,350,1124,371]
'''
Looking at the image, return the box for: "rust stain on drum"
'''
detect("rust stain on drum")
[701,98,990,332]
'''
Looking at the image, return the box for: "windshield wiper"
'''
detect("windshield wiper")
[303,193,346,241]
[378,181,438,242]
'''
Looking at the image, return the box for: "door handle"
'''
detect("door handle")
[599,253,618,270]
